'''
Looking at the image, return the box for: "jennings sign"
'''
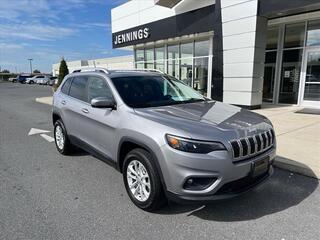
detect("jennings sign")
[112,5,215,48]
[113,27,150,46]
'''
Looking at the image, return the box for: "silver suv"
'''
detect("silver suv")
[52,68,276,211]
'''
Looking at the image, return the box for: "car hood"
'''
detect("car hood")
[134,101,272,141]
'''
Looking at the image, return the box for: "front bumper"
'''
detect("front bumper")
[157,144,276,203]
[166,166,273,203]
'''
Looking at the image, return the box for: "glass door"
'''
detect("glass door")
[300,49,320,107]
[263,51,277,103]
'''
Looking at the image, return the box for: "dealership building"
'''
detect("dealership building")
[111,0,320,108]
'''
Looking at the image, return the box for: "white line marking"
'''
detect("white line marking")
[28,128,50,136]
[40,134,54,143]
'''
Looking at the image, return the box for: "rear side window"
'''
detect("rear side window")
[69,76,88,102]
[61,78,72,94]
[87,76,113,103]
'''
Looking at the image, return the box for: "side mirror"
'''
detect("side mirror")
[91,97,116,110]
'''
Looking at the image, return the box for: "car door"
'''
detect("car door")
[36,76,43,84]
[63,75,91,143]
[82,74,119,161]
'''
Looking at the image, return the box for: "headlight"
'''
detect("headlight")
[166,134,226,154]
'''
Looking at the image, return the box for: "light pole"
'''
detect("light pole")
[28,59,33,74]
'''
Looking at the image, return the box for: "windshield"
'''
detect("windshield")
[110,75,206,108]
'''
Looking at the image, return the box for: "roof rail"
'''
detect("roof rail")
[134,68,164,74]
[113,69,164,74]
[72,67,109,74]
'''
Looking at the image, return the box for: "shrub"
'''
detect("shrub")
[56,58,69,89]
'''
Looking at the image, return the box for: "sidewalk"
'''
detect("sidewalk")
[35,96,53,105]
[254,105,320,179]
[36,97,320,179]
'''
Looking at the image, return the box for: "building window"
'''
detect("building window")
[266,27,279,50]
[194,39,210,96]
[133,37,211,97]
[279,49,303,104]
[167,44,180,79]
[195,39,210,57]
[284,22,306,48]
[180,42,193,86]
[135,48,144,68]
[304,51,320,101]
[145,48,154,69]
[194,57,208,96]
[155,46,165,72]
[263,51,277,102]
[307,19,320,46]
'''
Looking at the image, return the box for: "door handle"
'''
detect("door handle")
[81,108,89,114]
[61,100,66,105]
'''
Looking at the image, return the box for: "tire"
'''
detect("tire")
[30,81,34,84]
[54,119,74,155]
[123,148,166,211]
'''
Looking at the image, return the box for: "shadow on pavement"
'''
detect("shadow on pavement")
[158,168,318,221]
[68,148,90,157]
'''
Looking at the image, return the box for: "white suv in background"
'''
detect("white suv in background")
[26,75,50,84]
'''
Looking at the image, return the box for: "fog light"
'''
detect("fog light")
[187,178,194,184]
[183,177,217,191]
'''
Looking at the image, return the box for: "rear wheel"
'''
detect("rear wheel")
[54,120,74,155]
[123,148,166,211]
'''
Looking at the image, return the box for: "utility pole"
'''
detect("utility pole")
[28,59,33,74]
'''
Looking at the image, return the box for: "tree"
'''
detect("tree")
[1,69,10,73]
[33,69,40,73]
[57,58,69,88]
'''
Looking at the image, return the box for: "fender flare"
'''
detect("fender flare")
[117,137,167,191]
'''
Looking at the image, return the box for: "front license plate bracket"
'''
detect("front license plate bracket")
[251,157,269,178]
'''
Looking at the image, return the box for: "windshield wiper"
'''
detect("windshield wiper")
[180,98,206,103]
[167,98,206,106]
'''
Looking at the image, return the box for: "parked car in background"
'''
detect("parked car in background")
[8,77,17,82]
[25,75,49,84]
[48,76,57,86]
[17,75,33,84]
[25,76,37,84]
[36,75,51,85]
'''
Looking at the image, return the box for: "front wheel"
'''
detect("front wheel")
[54,120,74,155]
[123,149,166,211]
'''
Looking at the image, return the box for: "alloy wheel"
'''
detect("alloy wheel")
[55,125,65,150]
[126,160,151,202]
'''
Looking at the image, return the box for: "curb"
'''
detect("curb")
[35,97,53,106]
[274,157,319,180]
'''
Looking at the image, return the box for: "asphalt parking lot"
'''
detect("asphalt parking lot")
[0,82,319,240]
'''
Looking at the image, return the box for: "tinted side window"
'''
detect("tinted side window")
[61,78,72,94]
[69,76,88,102]
[87,76,113,103]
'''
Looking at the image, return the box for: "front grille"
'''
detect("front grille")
[248,137,255,154]
[229,129,275,161]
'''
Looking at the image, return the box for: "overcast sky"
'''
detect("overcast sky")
[0,0,130,73]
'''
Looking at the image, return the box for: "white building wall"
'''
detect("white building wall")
[221,0,267,107]
[52,56,134,76]
[111,0,215,33]
[52,60,88,77]
[87,55,134,69]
